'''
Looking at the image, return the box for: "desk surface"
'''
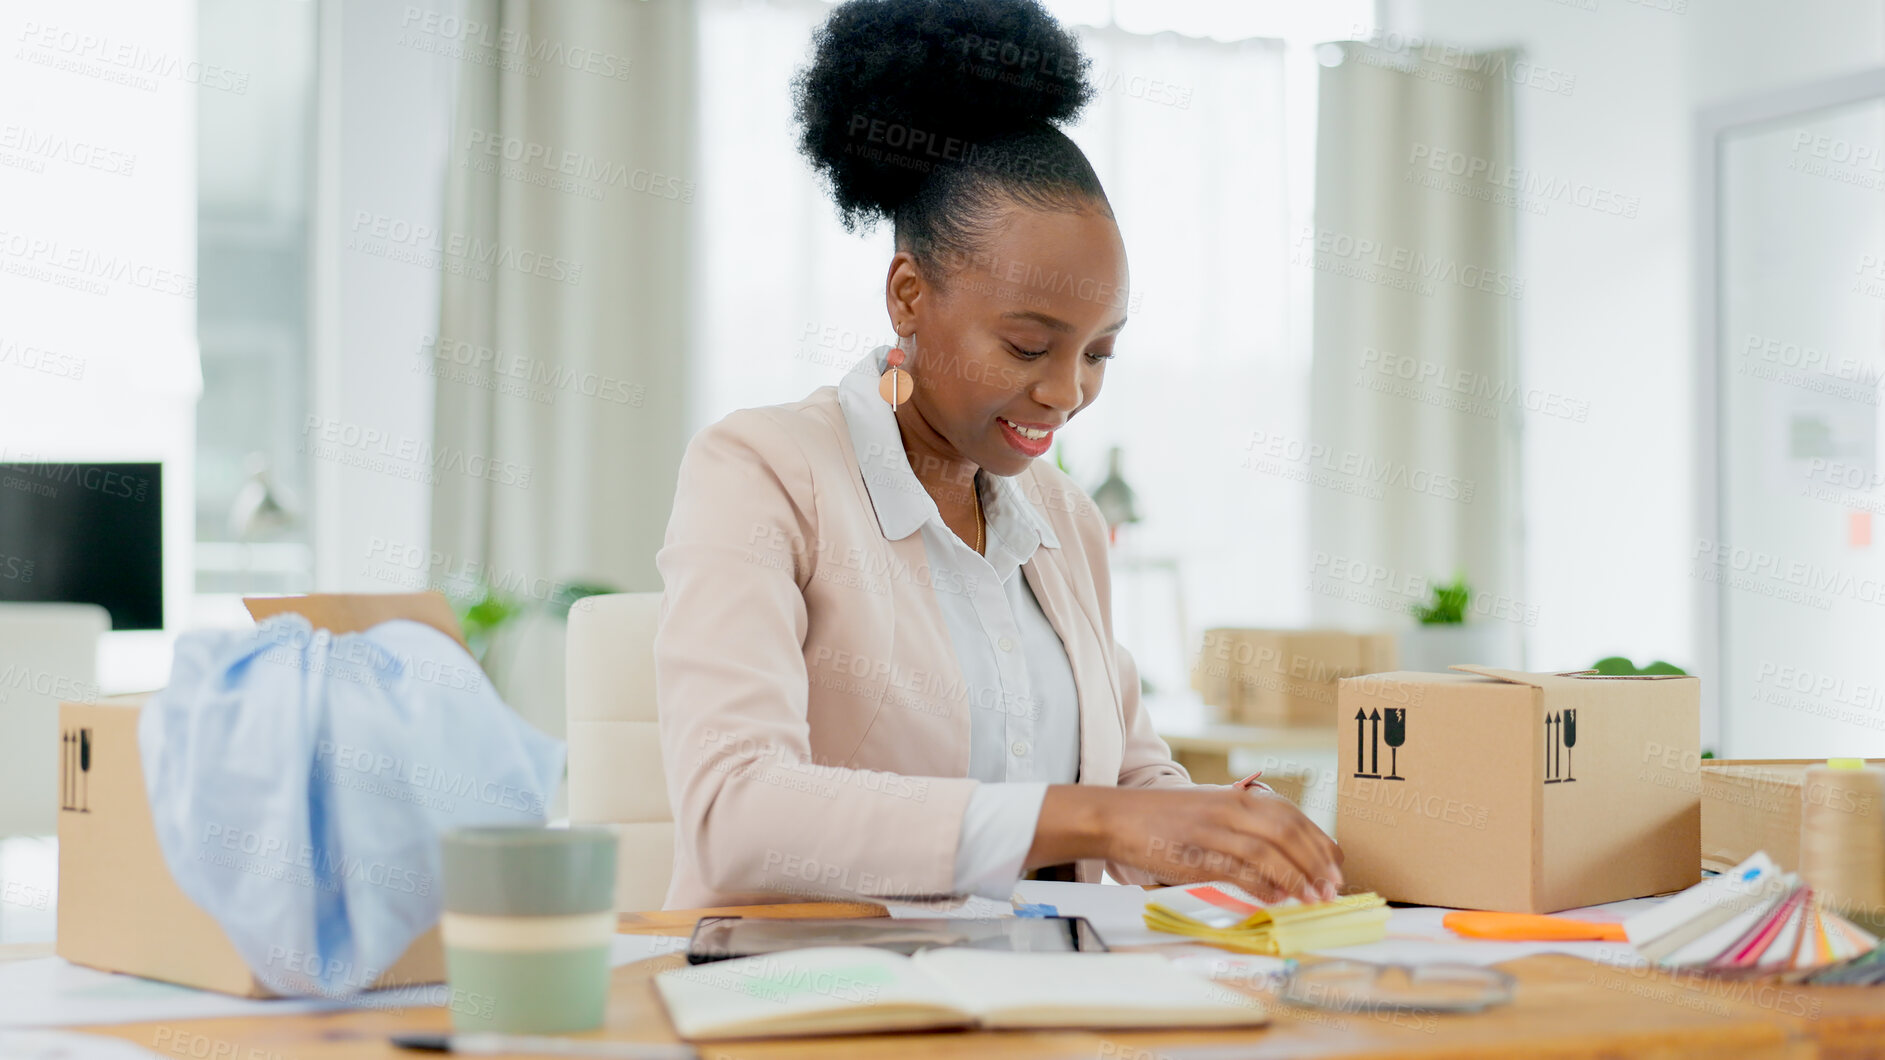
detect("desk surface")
[62,902,1885,1059]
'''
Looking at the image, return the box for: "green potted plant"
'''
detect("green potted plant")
[1398,572,1507,672]
[1589,656,1686,676]
[452,579,619,741]
[457,580,618,670]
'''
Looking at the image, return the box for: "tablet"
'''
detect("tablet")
[684,915,1110,964]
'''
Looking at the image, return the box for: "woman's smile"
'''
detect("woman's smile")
[998,415,1057,456]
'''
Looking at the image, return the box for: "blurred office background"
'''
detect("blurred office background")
[6,0,1885,908]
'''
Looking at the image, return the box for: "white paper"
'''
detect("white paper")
[0,936,687,1028]
[0,1031,165,1059]
[1010,880,1167,946]
[0,959,350,1029]
[1305,901,1655,968]
[1004,881,1663,967]
[880,894,1015,920]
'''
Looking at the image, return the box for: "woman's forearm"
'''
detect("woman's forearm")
[1022,785,1345,901]
[1023,784,1117,870]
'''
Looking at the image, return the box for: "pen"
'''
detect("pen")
[1232,770,1275,794]
[390,1032,699,1058]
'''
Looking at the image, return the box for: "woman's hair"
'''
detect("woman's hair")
[792,0,1111,276]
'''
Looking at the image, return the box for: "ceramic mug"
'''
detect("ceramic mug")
[439,825,618,1033]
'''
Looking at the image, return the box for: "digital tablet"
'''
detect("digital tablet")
[684,915,1110,964]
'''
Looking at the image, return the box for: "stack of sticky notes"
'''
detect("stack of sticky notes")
[1143,883,1390,955]
[1623,852,1879,973]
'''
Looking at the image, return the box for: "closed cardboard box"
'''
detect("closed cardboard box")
[1194,629,1397,728]
[1336,666,1700,913]
[1701,758,1885,874]
[55,592,464,997]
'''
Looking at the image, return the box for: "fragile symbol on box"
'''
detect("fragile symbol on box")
[1352,707,1406,781]
[61,726,93,812]
[1544,709,1577,783]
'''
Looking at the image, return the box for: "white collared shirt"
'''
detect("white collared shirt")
[836,346,1081,898]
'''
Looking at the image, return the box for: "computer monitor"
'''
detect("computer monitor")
[0,462,163,630]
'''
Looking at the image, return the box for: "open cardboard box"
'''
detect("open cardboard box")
[1336,665,1700,913]
[1701,757,1885,874]
[55,592,469,997]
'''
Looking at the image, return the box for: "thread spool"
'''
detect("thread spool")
[1798,762,1885,933]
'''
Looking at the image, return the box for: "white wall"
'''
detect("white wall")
[0,0,203,688]
[1379,1,1885,743]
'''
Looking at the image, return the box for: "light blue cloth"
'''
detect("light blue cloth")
[138,614,565,998]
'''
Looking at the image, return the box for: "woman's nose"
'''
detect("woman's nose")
[1030,357,1085,412]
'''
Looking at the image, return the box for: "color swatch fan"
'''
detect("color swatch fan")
[1623,852,1878,973]
[1143,883,1389,955]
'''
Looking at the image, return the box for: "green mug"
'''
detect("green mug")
[439,826,619,1034]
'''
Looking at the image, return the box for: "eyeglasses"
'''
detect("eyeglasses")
[1277,959,1516,1013]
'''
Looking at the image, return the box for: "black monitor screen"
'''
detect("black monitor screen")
[0,463,163,630]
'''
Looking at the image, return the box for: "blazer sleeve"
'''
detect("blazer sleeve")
[655,409,979,903]
[1104,637,1202,887]
[1111,638,1192,792]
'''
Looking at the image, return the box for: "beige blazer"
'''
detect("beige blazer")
[655,383,1193,909]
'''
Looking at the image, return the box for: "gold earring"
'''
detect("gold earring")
[879,345,913,408]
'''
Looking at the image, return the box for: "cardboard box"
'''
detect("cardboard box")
[1700,758,1885,874]
[1193,629,1397,728]
[1336,666,1700,913]
[56,592,467,997]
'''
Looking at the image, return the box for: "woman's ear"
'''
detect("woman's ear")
[884,250,925,339]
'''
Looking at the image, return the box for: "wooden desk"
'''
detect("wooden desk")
[61,902,1885,1059]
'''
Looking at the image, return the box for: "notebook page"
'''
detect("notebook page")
[910,949,1268,1029]
[653,946,971,1040]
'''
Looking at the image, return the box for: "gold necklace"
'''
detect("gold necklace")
[973,477,986,555]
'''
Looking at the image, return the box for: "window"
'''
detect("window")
[193,0,318,598]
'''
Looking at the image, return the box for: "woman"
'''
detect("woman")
[655,0,1342,910]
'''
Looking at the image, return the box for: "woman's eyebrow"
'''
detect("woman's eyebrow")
[1001,310,1129,334]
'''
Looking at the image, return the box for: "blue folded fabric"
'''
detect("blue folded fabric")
[139,614,566,997]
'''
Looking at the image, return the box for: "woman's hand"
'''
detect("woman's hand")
[1031,785,1344,903]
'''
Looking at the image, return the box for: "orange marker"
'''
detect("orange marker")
[1443,911,1626,942]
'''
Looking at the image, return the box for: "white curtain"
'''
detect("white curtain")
[1306,43,1525,662]
[692,0,1301,696]
[429,0,697,734]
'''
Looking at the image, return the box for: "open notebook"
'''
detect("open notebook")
[653,946,1269,1040]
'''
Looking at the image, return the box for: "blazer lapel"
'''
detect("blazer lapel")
[1022,551,1122,788]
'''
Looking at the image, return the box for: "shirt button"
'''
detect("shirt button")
[1011,740,1030,757]
[998,637,1014,652]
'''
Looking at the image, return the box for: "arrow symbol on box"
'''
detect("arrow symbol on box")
[1353,707,1380,779]
[1369,708,1381,776]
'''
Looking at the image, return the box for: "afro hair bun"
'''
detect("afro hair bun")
[792,0,1096,233]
